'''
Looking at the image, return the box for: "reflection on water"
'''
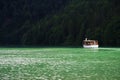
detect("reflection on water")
[83,48,120,53]
[83,48,99,53]
[98,48,119,52]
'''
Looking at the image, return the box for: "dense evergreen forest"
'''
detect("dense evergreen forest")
[0,0,120,46]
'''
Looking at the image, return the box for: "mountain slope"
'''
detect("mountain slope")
[0,0,69,45]
[0,0,120,46]
[22,0,120,46]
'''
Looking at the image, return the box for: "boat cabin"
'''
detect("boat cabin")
[83,38,99,48]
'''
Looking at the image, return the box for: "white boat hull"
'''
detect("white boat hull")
[83,45,99,48]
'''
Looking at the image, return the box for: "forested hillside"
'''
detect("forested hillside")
[0,0,120,46]
[0,0,69,45]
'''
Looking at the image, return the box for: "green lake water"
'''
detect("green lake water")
[0,48,120,80]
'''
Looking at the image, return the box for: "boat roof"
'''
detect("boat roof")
[83,40,98,42]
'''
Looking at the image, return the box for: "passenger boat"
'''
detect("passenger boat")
[83,38,99,48]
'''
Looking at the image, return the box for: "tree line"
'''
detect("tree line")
[0,0,120,46]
